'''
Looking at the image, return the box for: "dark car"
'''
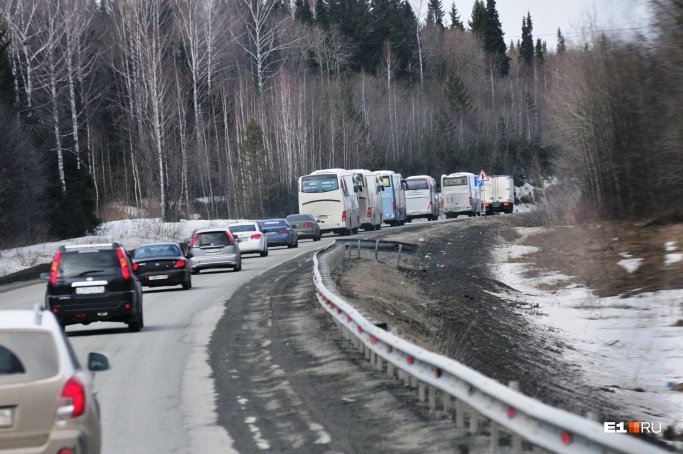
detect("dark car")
[258,219,298,248]
[132,243,192,290]
[188,228,242,274]
[42,243,144,332]
[286,214,322,241]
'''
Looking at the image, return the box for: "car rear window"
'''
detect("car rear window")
[260,221,285,228]
[135,244,181,259]
[229,225,256,233]
[0,332,59,384]
[286,215,313,222]
[59,250,120,278]
[195,232,232,246]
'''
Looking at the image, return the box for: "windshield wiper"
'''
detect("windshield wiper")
[77,269,105,276]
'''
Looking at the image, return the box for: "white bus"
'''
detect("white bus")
[351,169,384,231]
[440,172,481,218]
[298,169,360,235]
[405,175,439,222]
[376,170,407,226]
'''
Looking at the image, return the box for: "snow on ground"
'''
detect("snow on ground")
[491,228,683,440]
[0,218,238,277]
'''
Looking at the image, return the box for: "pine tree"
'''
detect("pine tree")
[535,38,544,63]
[445,73,472,113]
[468,0,486,36]
[519,13,534,67]
[483,0,509,76]
[509,39,515,54]
[556,28,566,54]
[426,0,445,28]
[369,0,416,75]
[295,0,314,25]
[449,3,464,30]
[315,0,329,29]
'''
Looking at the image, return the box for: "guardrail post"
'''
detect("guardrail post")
[410,374,418,388]
[509,381,522,453]
[469,407,480,434]
[443,393,451,413]
[375,355,383,371]
[455,399,465,428]
[387,361,394,378]
[357,240,361,258]
[489,421,500,453]
[418,382,426,402]
[375,240,379,261]
[396,244,403,268]
[428,386,436,413]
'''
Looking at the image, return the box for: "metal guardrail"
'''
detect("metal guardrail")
[312,241,667,454]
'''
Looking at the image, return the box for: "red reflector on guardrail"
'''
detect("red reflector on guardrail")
[406,356,414,365]
[561,432,572,445]
[507,407,516,418]
[357,326,363,334]
[347,315,352,323]
[370,336,377,344]
[434,368,442,378]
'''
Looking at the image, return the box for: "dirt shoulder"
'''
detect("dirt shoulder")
[333,216,622,419]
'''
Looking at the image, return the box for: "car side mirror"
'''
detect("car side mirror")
[186,252,193,259]
[40,272,49,280]
[88,352,110,372]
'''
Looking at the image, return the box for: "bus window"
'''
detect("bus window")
[301,175,339,193]
[406,179,429,190]
[381,176,391,188]
[442,176,468,186]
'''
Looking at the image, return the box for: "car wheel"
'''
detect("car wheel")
[352,227,359,234]
[313,233,321,241]
[260,248,268,257]
[182,277,191,290]
[191,269,199,275]
[294,240,299,248]
[128,315,143,332]
[234,262,242,272]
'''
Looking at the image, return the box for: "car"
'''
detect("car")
[258,219,298,248]
[131,243,192,290]
[228,222,268,257]
[187,228,242,274]
[42,242,144,332]
[0,306,110,453]
[286,214,322,241]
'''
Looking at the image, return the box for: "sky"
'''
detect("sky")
[411,0,653,49]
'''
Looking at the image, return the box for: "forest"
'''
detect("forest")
[0,0,681,247]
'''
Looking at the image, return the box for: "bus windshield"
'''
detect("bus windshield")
[301,175,339,193]
[442,176,468,187]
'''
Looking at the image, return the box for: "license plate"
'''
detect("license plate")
[149,275,168,280]
[0,408,12,428]
[267,232,276,236]
[75,286,105,295]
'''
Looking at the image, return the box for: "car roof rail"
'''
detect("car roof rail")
[62,242,121,250]
[34,303,44,326]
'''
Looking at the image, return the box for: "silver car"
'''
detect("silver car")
[0,306,110,453]
[228,222,268,257]
[188,228,242,274]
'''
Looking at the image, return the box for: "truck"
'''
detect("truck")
[481,175,515,214]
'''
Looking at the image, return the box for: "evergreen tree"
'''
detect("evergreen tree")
[445,73,472,113]
[483,0,509,76]
[468,0,486,36]
[448,3,464,30]
[369,0,416,75]
[519,13,534,66]
[295,0,314,25]
[556,27,566,54]
[314,0,329,29]
[426,0,445,28]
[535,38,544,63]
[328,0,373,71]
[509,39,515,54]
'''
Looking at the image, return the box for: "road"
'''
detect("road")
[0,239,331,453]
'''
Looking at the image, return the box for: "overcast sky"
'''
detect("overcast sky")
[411,0,653,49]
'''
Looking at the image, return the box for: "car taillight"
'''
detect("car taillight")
[225,231,235,245]
[189,232,199,247]
[279,228,288,234]
[58,449,75,454]
[392,202,396,212]
[49,250,62,285]
[250,233,263,240]
[342,211,347,222]
[367,207,372,217]
[304,222,313,228]
[57,377,85,419]
[115,247,130,280]
[174,259,186,268]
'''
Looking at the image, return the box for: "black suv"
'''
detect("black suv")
[43,243,144,332]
